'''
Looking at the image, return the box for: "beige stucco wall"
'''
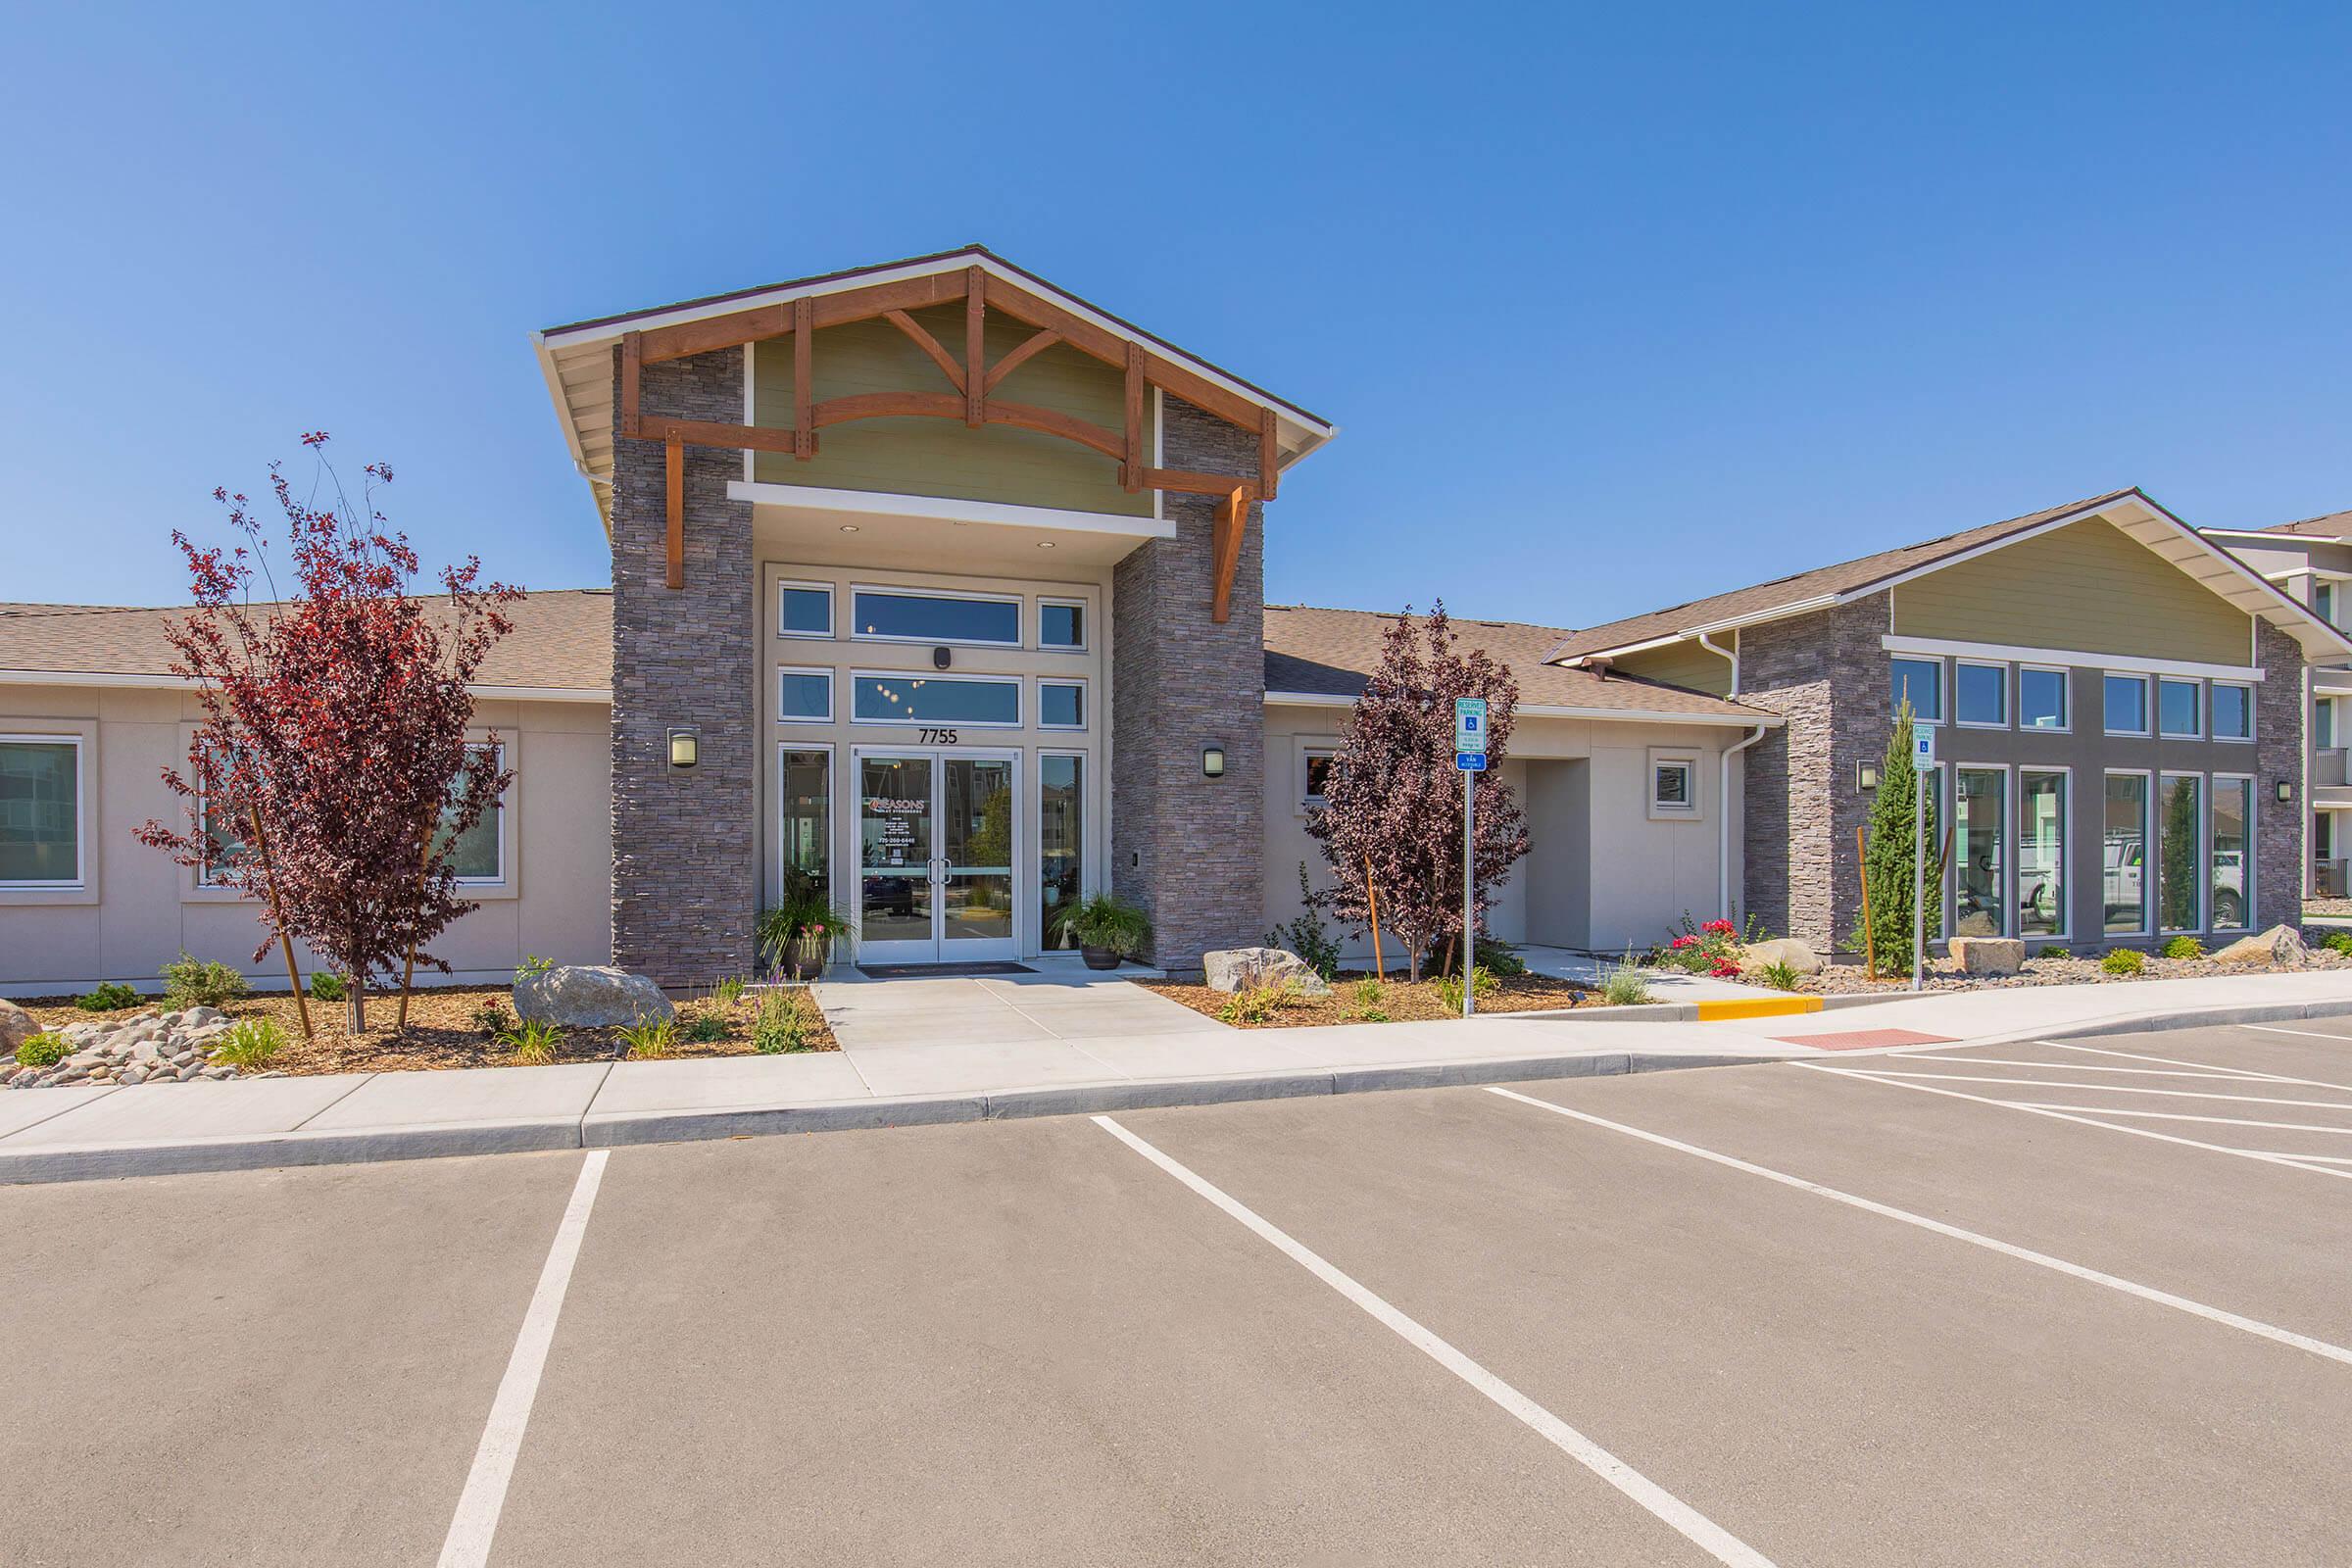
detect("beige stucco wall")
[0,685,611,997]
[1262,704,1740,962]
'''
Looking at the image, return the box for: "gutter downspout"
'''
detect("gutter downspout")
[1720,725,1767,917]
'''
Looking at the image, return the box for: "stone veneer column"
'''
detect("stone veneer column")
[1736,595,1889,951]
[608,346,759,985]
[1111,397,1266,978]
[2255,620,2303,927]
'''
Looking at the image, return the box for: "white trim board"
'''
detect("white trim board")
[1880,636,2261,683]
[727,480,1174,543]
[0,669,612,704]
[1261,690,1782,728]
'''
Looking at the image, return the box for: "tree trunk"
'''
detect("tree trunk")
[347,947,367,1034]
[245,806,314,1042]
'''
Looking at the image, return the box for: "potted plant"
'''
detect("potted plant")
[1066,893,1151,970]
[757,874,858,981]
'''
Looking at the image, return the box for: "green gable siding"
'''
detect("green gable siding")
[750,304,1152,516]
[1611,639,1734,697]
[1891,518,2252,666]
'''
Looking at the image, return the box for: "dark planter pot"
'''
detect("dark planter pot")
[785,941,828,982]
[1080,946,1122,971]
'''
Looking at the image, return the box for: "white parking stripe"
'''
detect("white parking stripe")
[2243,1023,2352,1045]
[2041,1042,2352,1095]
[1798,1064,2352,1182]
[1090,1115,1778,1568]
[2008,1102,2352,1136]
[437,1151,610,1568]
[1483,1087,2352,1367]
[1813,1068,2352,1110]
[1890,1054,2276,1081]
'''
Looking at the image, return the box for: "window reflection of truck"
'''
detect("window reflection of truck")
[2102,834,2142,923]
[2102,836,2245,927]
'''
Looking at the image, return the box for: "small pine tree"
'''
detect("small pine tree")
[1857,699,1942,974]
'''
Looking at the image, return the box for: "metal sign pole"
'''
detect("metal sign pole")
[1912,762,1926,994]
[1463,765,1475,1018]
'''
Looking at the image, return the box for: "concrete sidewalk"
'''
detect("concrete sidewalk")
[6,969,2352,1185]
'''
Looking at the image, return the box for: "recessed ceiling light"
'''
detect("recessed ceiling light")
[1036,540,1055,549]
[839,524,860,533]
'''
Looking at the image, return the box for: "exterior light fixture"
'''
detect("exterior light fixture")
[667,728,700,770]
[932,647,952,669]
[1857,760,1880,791]
[1201,746,1226,778]
[2278,779,2295,804]
[1036,540,1055,549]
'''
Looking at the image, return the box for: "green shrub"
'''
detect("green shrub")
[514,955,556,983]
[2325,930,2352,957]
[1262,862,1343,979]
[1067,893,1152,957]
[752,990,815,1054]
[1434,965,1496,1013]
[2101,948,2146,977]
[617,1017,677,1059]
[1474,938,1526,977]
[1347,978,1389,1023]
[210,1017,287,1069]
[756,871,860,973]
[1758,959,1801,992]
[1598,960,1653,1007]
[1217,980,1301,1026]
[307,971,348,1003]
[501,1018,563,1064]
[161,952,249,1009]
[711,975,748,1006]
[471,1000,514,1039]
[2036,946,2069,960]
[2163,935,2205,960]
[76,982,139,1012]
[682,1011,729,1044]
[15,1033,70,1068]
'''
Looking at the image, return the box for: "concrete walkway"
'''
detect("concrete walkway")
[6,968,2352,1185]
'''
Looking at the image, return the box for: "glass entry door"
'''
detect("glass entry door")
[856,750,1019,963]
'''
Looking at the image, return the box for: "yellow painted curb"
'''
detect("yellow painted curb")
[1693,996,1824,1021]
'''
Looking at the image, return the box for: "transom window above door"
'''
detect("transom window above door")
[853,674,1020,727]
[851,588,1020,647]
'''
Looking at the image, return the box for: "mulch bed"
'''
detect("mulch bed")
[1139,969,1598,1028]
[18,984,838,1076]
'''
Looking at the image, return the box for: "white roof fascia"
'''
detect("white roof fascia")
[1262,691,1779,727]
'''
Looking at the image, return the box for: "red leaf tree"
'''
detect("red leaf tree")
[135,435,520,1033]
[1305,605,1530,982]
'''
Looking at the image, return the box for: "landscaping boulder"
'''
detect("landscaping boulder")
[514,965,674,1027]
[1737,938,1822,977]
[0,999,34,1054]
[2214,924,2307,969]
[1202,947,1331,997]
[1948,936,2025,976]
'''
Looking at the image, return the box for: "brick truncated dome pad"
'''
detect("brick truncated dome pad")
[1773,1028,1957,1051]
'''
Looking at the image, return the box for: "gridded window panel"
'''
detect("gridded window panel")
[2158,679,2202,739]
[2210,683,2251,741]
[1040,601,1085,650]
[1955,663,2006,726]
[0,740,78,883]
[2019,772,2066,938]
[2104,675,2149,735]
[2019,667,2068,730]
[779,584,833,637]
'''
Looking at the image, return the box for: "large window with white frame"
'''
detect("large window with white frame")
[1648,750,1699,818]
[1890,658,1942,724]
[1954,662,2006,728]
[0,735,81,887]
[2210,682,2252,743]
[436,743,506,885]
[2211,775,2251,932]
[2157,678,2202,740]
[1039,753,1084,947]
[850,587,1020,647]
[851,673,1020,727]
[778,667,834,723]
[2019,666,2068,731]
[2156,772,2203,933]
[778,581,834,639]
[2104,772,2150,934]
[2103,674,2149,737]
[1953,766,2006,935]
[2019,770,2066,938]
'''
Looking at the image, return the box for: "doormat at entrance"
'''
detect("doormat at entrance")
[1772,1028,1956,1051]
[857,961,1038,979]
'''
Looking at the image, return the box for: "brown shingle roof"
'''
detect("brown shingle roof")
[0,590,612,692]
[1264,605,1770,720]
[2251,509,2352,540]
[1544,487,2145,661]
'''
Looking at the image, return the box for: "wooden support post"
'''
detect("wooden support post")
[964,267,986,427]
[1364,854,1384,982]
[247,804,315,1043]
[664,438,683,590]
[792,296,814,458]
[1211,486,1248,624]
[1122,342,1146,492]
[620,331,643,438]
[1258,406,1279,501]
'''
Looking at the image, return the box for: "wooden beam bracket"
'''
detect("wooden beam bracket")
[1211,486,1249,624]
[663,438,684,590]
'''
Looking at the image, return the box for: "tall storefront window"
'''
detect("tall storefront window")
[780,749,831,894]
[2104,774,2148,934]
[1953,768,2005,936]
[1039,755,1083,947]
[2211,778,2250,932]
[2158,773,2203,932]
[2018,771,2066,938]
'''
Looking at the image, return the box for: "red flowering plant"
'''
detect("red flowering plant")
[1657,914,1756,978]
[134,435,519,1035]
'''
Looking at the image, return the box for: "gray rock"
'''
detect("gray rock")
[0,999,35,1054]
[1949,937,2026,975]
[1738,938,1824,977]
[184,1006,223,1027]
[1201,948,1332,997]
[62,1021,102,1046]
[120,1065,148,1086]
[2214,924,2307,968]
[514,965,675,1027]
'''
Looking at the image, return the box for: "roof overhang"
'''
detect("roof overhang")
[1263,690,1781,728]
[0,668,611,704]
[1556,490,2352,667]
[534,246,1338,537]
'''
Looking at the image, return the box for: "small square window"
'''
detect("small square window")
[1890,658,1942,723]
[779,668,833,723]
[2104,674,2148,735]
[1955,662,2006,727]
[1650,757,1697,816]
[2020,667,2068,730]
[1040,601,1086,650]
[1039,680,1085,729]
[2210,682,2251,742]
[779,584,832,638]
[2158,679,2201,739]
[1302,749,1336,808]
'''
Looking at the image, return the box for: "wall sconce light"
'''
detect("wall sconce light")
[2277,779,2295,804]
[667,728,700,770]
[1857,760,1881,792]
[932,646,952,669]
[1201,745,1226,778]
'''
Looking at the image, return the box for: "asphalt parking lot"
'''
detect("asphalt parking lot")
[5,1019,2350,1566]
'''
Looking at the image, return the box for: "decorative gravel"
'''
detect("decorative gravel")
[13,984,837,1079]
[1797,947,2352,995]
[2,1006,258,1090]
[1141,970,1601,1027]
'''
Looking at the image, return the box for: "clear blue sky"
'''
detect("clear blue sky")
[6,2,2347,629]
